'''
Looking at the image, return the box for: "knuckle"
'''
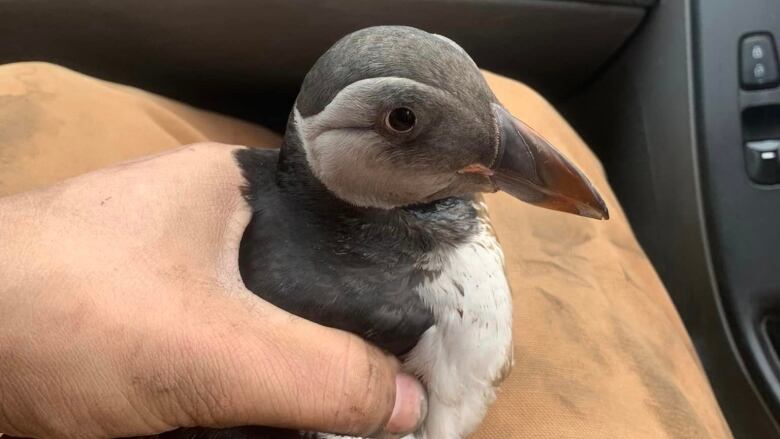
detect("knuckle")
[326,335,396,434]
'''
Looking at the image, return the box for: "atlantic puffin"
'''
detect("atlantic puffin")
[158,25,607,439]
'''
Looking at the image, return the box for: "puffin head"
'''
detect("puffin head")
[288,26,608,220]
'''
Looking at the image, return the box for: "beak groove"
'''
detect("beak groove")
[489,104,609,220]
[457,163,494,176]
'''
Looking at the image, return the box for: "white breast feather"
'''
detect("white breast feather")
[403,203,512,439]
[321,202,513,439]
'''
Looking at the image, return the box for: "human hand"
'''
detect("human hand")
[0,143,425,439]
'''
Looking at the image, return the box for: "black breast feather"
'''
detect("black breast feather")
[235,148,436,356]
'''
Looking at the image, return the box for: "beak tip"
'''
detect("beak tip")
[588,193,610,220]
[594,195,609,220]
[580,203,609,220]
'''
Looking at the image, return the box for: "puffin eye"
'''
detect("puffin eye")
[386,107,416,133]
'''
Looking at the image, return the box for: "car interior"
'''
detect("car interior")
[2,0,779,437]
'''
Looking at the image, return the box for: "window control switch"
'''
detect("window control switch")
[745,140,780,184]
[741,33,780,90]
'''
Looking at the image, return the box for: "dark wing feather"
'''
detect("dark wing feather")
[235,148,434,356]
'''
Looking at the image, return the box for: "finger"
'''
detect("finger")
[148,300,427,437]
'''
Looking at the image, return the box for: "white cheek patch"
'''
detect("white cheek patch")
[313,127,455,208]
[314,128,406,208]
[293,77,455,208]
[295,106,404,208]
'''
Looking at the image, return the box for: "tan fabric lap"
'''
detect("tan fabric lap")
[476,72,731,438]
[0,62,732,438]
[0,62,280,195]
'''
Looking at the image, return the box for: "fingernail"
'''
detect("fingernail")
[385,373,427,435]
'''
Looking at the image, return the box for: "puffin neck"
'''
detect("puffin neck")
[274,121,479,246]
[275,130,378,219]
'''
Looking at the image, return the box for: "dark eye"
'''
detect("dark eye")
[386,107,416,133]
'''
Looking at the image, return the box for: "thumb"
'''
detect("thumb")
[154,295,427,437]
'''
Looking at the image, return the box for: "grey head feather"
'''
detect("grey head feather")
[296,26,496,118]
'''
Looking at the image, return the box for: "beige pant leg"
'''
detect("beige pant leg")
[474,72,731,439]
[0,62,280,196]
